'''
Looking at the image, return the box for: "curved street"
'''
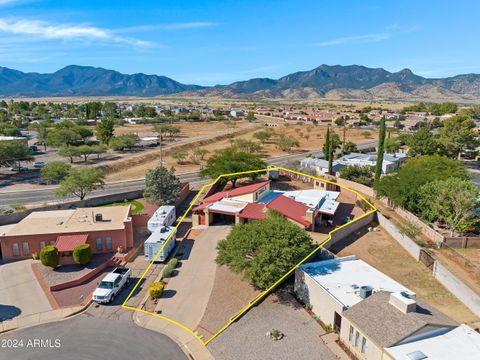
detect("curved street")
[0,314,187,360]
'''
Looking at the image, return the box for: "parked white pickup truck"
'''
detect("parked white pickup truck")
[92,267,131,304]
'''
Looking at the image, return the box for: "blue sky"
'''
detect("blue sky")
[0,0,478,85]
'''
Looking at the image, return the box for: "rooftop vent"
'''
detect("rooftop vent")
[359,286,373,299]
[95,213,103,222]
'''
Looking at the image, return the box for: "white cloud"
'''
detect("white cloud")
[312,33,391,47]
[0,18,156,47]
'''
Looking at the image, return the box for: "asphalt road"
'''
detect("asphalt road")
[0,315,187,360]
[0,140,378,206]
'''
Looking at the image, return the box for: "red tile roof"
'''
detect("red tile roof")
[266,195,311,227]
[55,234,88,252]
[239,203,267,220]
[194,180,271,212]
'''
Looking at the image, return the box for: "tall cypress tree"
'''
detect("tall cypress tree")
[328,131,334,175]
[375,117,386,181]
[323,127,331,161]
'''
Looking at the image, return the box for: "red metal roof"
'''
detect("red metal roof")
[55,234,88,252]
[239,203,267,220]
[266,195,311,227]
[194,180,271,212]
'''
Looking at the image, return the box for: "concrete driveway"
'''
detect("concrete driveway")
[154,226,231,330]
[0,260,52,321]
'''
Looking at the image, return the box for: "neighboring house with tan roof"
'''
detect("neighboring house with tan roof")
[0,206,134,261]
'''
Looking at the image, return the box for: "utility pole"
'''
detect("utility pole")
[328,129,334,176]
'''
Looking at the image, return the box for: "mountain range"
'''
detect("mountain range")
[1,64,480,101]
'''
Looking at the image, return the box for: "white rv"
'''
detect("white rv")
[144,226,176,262]
[147,205,176,233]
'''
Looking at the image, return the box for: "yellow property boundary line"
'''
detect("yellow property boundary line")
[122,166,378,346]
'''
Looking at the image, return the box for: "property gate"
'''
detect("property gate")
[419,249,435,270]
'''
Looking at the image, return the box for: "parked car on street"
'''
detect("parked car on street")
[92,267,131,304]
[9,165,28,172]
[33,161,47,168]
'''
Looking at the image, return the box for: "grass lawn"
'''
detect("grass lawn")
[100,199,144,215]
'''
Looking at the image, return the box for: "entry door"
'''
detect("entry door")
[333,312,342,334]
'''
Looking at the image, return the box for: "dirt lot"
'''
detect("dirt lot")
[335,224,478,324]
[105,123,377,181]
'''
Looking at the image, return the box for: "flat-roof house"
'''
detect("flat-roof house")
[295,256,414,333]
[385,324,480,360]
[295,256,462,360]
[337,152,407,174]
[192,181,341,231]
[300,157,346,177]
[0,206,134,261]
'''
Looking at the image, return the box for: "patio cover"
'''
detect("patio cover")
[55,234,88,252]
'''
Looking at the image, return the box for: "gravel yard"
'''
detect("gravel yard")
[208,289,336,360]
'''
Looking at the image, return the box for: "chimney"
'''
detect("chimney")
[389,292,416,314]
[306,208,315,231]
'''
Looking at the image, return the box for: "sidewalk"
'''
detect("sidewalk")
[0,303,90,334]
[134,310,214,360]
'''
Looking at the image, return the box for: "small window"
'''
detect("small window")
[361,337,367,354]
[50,240,55,246]
[12,243,20,257]
[106,237,112,251]
[22,242,30,256]
[96,238,103,251]
[40,241,46,249]
[349,326,354,343]
[355,331,360,348]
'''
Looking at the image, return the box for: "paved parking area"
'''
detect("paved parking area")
[208,289,336,360]
[0,260,52,321]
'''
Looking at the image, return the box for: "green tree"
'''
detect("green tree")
[384,138,400,154]
[39,245,59,268]
[171,148,188,164]
[0,141,32,167]
[323,130,341,161]
[343,141,358,154]
[374,155,468,213]
[230,139,262,153]
[253,129,275,144]
[216,211,313,290]
[95,117,115,144]
[0,123,21,136]
[109,134,139,151]
[418,178,479,235]
[406,128,439,157]
[72,244,93,265]
[41,162,72,183]
[46,128,81,147]
[56,167,105,200]
[278,134,300,152]
[340,165,374,186]
[75,145,107,163]
[438,115,477,159]
[189,148,209,164]
[102,102,118,118]
[58,146,81,163]
[246,112,256,122]
[200,148,267,187]
[143,166,181,205]
[374,118,386,181]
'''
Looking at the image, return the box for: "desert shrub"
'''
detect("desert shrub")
[149,281,165,299]
[398,222,421,241]
[167,258,178,268]
[40,245,59,268]
[72,244,93,265]
[31,252,38,260]
[163,264,174,278]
